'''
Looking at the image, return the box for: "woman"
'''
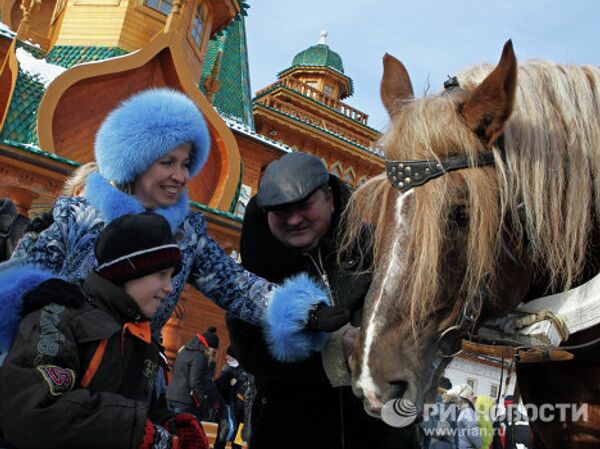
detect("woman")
[1,88,325,334]
[444,384,483,449]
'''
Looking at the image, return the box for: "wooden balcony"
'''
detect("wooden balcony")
[255,76,369,125]
[254,96,374,149]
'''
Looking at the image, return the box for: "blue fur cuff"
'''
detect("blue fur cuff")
[0,266,59,353]
[264,273,330,362]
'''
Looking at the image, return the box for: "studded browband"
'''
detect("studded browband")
[384,76,500,193]
[385,151,496,193]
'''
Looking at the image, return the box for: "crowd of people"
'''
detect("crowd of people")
[0,87,534,449]
[421,377,532,449]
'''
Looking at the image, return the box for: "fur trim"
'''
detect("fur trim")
[0,266,60,353]
[95,88,210,184]
[264,273,330,362]
[84,173,189,232]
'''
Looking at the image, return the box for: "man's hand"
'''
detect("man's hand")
[306,303,350,332]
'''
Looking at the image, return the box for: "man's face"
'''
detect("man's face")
[267,187,334,252]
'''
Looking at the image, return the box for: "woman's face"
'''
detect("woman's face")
[134,143,192,209]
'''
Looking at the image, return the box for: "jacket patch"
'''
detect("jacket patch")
[34,303,66,365]
[37,365,76,396]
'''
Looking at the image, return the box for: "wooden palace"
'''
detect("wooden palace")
[0,0,383,366]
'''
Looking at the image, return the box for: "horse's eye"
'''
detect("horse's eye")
[449,205,469,228]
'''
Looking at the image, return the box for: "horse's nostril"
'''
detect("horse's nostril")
[389,379,408,398]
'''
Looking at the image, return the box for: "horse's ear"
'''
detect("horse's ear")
[381,53,414,117]
[459,40,517,147]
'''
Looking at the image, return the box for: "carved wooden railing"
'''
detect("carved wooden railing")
[255,96,373,149]
[255,76,369,125]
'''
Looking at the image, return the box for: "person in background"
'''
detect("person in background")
[492,395,532,449]
[444,384,482,449]
[0,199,29,262]
[214,347,249,449]
[227,152,418,449]
[0,212,208,449]
[167,327,220,421]
[422,377,457,449]
[475,395,495,449]
[15,162,99,256]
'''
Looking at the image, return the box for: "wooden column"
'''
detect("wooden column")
[15,0,41,41]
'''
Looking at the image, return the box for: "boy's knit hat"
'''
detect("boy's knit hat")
[95,88,211,185]
[95,212,182,285]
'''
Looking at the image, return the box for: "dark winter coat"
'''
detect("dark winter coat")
[166,335,218,415]
[227,176,418,449]
[216,363,249,422]
[0,199,29,263]
[0,272,163,449]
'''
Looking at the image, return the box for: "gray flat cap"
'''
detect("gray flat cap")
[257,152,330,210]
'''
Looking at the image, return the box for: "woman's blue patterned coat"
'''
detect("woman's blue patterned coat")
[4,175,274,334]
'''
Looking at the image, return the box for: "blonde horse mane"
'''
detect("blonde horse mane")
[340,60,600,330]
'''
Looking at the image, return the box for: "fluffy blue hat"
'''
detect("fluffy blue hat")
[95,88,211,184]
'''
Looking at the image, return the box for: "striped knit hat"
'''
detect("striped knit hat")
[95,213,182,285]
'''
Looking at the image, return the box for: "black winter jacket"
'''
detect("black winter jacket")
[0,199,29,263]
[166,336,218,414]
[0,272,163,449]
[227,176,418,449]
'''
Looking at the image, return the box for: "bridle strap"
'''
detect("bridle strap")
[386,151,496,193]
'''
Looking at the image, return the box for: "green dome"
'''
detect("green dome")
[292,43,344,73]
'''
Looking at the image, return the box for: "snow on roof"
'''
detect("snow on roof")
[222,114,292,154]
[16,47,66,87]
[0,21,16,39]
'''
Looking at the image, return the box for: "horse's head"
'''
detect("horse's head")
[343,41,547,425]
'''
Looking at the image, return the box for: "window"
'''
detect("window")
[191,6,205,47]
[51,0,67,24]
[490,384,499,399]
[466,378,477,394]
[144,0,172,15]
[323,84,334,97]
[330,162,343,178]
[343,167,356,184]
[234,185,252,218]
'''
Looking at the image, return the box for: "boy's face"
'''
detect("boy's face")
[124,268,175,318]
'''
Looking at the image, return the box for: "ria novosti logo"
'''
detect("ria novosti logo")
[421,402,589,424]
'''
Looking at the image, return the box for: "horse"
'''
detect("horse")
[341,41,600,449]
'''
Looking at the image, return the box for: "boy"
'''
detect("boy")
[0,212,207,449]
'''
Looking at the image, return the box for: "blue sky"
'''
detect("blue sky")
[245,0,599,131]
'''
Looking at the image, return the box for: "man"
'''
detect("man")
[0,199,29,262]
[226,152,417,449]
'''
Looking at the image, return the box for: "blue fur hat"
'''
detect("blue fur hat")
[95,88,211,185]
